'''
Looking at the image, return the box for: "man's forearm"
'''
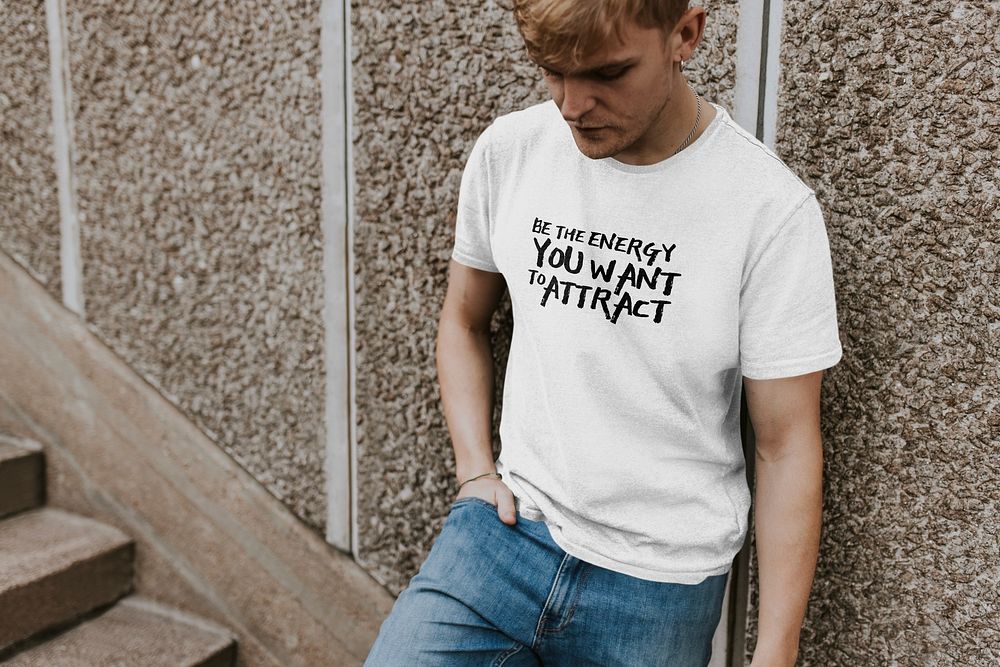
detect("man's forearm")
[751,434,824,665]
[436,319,497,484]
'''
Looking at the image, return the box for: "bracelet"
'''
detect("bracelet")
[458,471,502,489]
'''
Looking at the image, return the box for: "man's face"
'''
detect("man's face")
[536,18,680,163]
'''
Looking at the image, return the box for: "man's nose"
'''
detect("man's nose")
[559,77,596,123]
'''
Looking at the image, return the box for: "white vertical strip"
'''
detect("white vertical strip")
[342,0,360,564]
[729,6,768,663]
[343,0,360,562]
[320,0,354,552]
[760,0,785,149]
[723,5,763,663]
[45,0,83,315]
[732,0,767,137]
[729,3,784,665]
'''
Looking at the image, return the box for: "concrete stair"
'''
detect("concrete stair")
[0,437,43,518]
[0,434,237,665]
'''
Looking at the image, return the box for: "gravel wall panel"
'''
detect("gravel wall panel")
[67,0,328,530]
[0,1,61,297]
[352,0,740,593]
[743,1,999,664]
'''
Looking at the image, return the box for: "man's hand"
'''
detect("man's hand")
[454,477,518,525]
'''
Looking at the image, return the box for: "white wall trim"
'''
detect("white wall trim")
[319,0,354,552]
[733,0,784,149]
[342,0,360,564]
[760,0,784,149]
[730,2,787,664]
[732,0,765,138]
[45,0,83,315]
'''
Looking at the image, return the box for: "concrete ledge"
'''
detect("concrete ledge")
[0,250,394,666]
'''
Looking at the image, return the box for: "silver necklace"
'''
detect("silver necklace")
[672,82,702,156]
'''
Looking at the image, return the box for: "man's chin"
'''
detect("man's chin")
[572,138,616,160]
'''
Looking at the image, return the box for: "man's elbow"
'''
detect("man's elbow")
[754,427,823,464]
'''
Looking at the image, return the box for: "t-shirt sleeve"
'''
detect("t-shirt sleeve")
[450,122,501,273]
[739,192,844,380]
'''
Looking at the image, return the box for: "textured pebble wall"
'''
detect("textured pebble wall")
[748,1,999,664]
[12,2,971,662]
[0,2,61,298]
[65,1,329,530]
[351,0,740,593]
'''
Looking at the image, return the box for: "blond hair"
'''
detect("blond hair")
[513,0,690,69]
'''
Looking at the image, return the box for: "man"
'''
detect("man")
[365,1,842,665]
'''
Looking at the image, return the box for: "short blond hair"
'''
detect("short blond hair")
[513,0,690,69]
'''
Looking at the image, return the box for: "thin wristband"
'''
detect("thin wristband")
[458,471,502,489]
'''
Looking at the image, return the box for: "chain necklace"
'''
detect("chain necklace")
[671,81,702,156]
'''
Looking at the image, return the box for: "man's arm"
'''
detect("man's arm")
[435,259,518,522]
[741,369,826,667]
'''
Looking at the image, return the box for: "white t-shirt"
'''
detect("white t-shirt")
[450,98,843,584]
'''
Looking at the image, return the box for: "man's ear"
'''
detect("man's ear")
[671,6,708,63]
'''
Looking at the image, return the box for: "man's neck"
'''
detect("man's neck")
[614,78,717,166]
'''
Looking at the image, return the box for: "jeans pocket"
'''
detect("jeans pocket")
[449,496,498,511]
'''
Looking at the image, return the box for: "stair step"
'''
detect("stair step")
[0,507,134,653]
[1,595,236,666]
[0,435,44,519]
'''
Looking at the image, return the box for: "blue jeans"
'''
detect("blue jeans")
[364,495,729,666]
